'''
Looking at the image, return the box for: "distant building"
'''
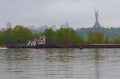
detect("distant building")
[39,25,48,32]
[2,27,7,32]
[60,22,69,28]
[51,25,57,30]
[93,10,101,28]
[29,25,35,29]
[6,22,12,29]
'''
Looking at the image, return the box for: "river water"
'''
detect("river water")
[0,48,120,79]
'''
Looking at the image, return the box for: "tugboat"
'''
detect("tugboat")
[27,34,46,48]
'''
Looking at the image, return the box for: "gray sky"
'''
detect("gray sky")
[0,0,120,28]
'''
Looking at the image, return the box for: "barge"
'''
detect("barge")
[7,44,120,49]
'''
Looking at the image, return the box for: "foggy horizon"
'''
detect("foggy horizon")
[0,0,120,28]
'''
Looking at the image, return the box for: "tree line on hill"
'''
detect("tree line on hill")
[0,25,120,46]
[76,27,120,41]
[76,27,120,44]
[0,25,83,46]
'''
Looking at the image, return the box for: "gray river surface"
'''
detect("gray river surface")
[0,48,120,79]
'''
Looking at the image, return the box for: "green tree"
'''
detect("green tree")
[0,31,3,44]
[12,25,33,44]
[43,27,83,45]
[32,33,40,39]
[104,37,110,44]
[114,37,120,44]
[87,31,105,44]
[43,28,56,44]
[0,28,13,44]
[56,28,83,44]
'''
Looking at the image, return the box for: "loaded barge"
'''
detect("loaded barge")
[7,44,120,49]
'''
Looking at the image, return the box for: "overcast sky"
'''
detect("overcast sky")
[0,0,120,28]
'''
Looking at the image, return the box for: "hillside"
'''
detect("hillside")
[76,27,120,40]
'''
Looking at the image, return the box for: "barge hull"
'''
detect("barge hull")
[7,44,120,48]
